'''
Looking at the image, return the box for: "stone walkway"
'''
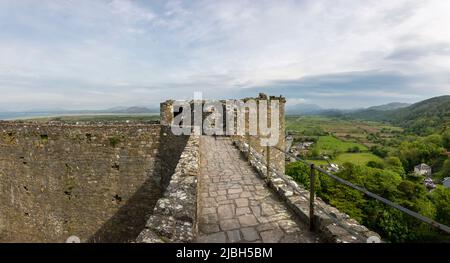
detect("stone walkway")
[197,136,318,243]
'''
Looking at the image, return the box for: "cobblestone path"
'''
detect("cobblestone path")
[197,136,318,243]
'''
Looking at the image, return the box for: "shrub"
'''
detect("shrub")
[109,136,120,147]
[347,146,360,153]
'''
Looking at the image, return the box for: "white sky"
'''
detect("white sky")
[0,0,449,110]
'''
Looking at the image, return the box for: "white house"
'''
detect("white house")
[414,163,432,177]
[443,177,450,189]
[327,163,340,173]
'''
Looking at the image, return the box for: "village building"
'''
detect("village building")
[414,163,432,177]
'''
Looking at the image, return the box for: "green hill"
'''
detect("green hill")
[366,102,410,111]
[348,95,450,135]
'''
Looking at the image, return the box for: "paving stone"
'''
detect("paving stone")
[218,199,234,205]
[227,230,241,243]
[202,207,216,215]
[240,192,252,198]
[236,207,251,216]
[197,232,226,243]
[216,195,227,202]
[256,223,278,232]
[251,205,261,216]
[261,203,276,216]
[228,193,240,199]
[228,188,243,194]
[200,223,220,234]
[241,227,259,241]
[218,204,235,219]
[235,198,249,207]
[238,214,258,227]
[220,219,240,231]
[217,190,227,195]
[260,229,284,243]
[201,213,218,224]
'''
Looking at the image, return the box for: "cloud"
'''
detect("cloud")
[243,70,443,108]
[386,43,450,61]
[0,0,449,110]
[109,0,156,23]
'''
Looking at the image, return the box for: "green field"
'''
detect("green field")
[315,135,368,154]
[334,152,382,166]
[305,152,381,167]
[287,115,400,168]
[286,115,402,148]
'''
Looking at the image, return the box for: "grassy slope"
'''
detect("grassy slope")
[348,95,450,134]
[334,153,382,166]
[315,135,368,154]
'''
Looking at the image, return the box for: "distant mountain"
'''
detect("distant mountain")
[103,106,157,113]
[286,103,361,116]
[348,95,450,134]
[366,102,410,111]
[285,103,323,115]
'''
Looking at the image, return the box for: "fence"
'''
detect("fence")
[266,145,450,236]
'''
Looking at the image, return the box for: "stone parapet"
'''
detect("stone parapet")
[136,135,200,243]
[0,121,165,242]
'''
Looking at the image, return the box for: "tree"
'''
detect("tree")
[329,184,366,222]
[367,160,384,169]
[286,162,309,187]
[376,207,412,242]
[424,134,443,146]
[443,131,450,149]
[364,168,402,199]
[442,158,450,178]
[385,156,406,177]
[397,180,427,201]
[397,138,445,171]
[430,186,450,226]
[286,162,321,191]
[370,145,388,158]
[347,146,360,153]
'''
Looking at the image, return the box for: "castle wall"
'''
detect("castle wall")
[0,122,188,242]
[160,94,286,173]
